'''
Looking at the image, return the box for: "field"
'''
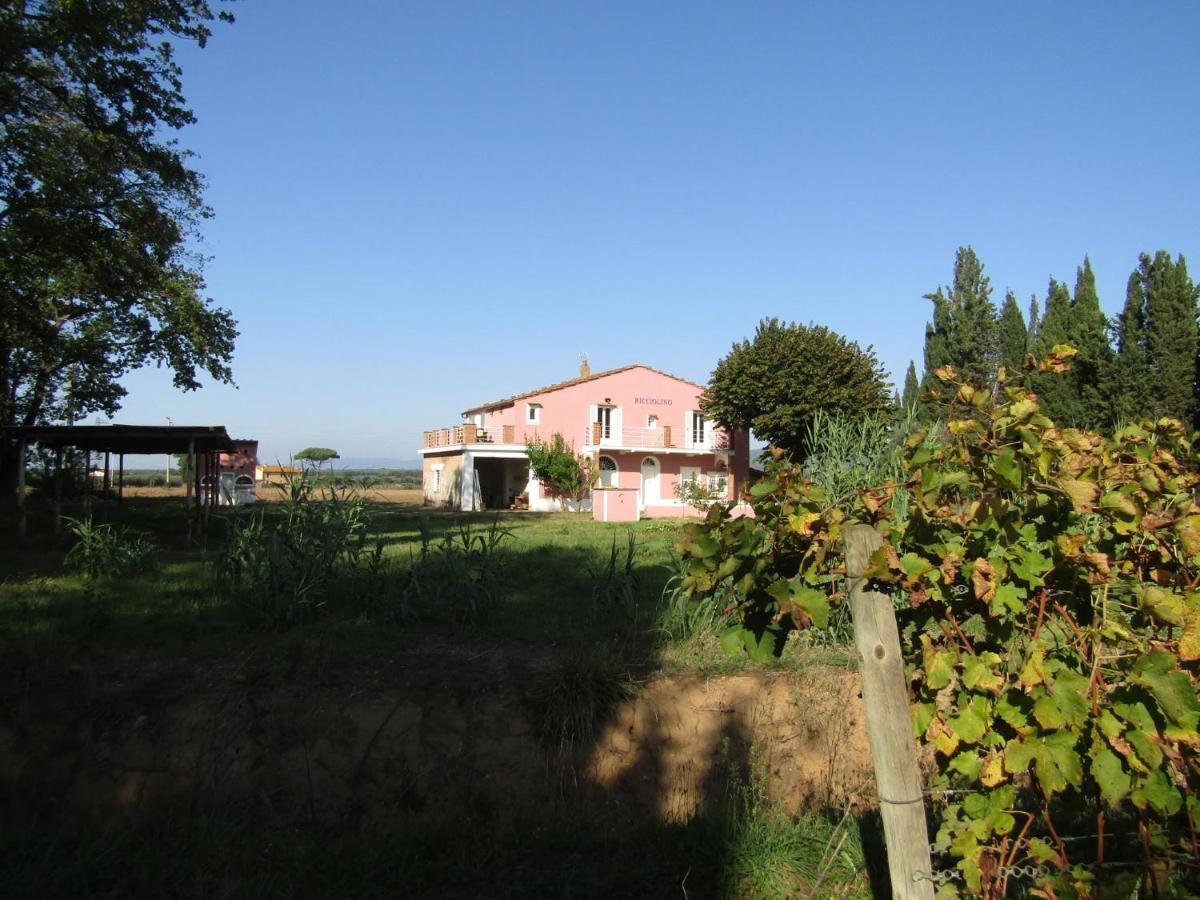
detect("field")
[0,488,879,898]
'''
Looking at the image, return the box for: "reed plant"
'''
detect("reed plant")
[63,516,156,580]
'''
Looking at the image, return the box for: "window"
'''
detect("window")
[688,411,706,447]
[596,405,613,439]
[647,414,658,428]
[706,472,728,496]
[679,465,700,488]
[598,455,618,487]
[431,464,443,492]
[527,403,541,424]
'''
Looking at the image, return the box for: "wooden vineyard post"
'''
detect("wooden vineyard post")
[844,523,934,899]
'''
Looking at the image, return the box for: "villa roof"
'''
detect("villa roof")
[461,364,707,415]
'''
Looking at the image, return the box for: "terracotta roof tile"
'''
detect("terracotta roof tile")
[461,364,706,415]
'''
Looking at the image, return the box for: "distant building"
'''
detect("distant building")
[255,463,301,484]
[201,438,259,504]
[420,362,750,516]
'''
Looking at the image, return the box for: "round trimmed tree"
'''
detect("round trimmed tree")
[702,318,892,458]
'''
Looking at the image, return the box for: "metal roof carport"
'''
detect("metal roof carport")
[2,424,235,539]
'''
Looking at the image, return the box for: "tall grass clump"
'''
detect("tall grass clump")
[721,751,869,898]
[527,651,638,755]
[657,556,736,642]
[801,407,918,516]
[214,470,378,628]
[588,531,638,624]
[64,516,156,579]
[403,517,512,626]
[798,408,926,645]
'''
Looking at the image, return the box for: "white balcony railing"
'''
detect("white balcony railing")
[422,421,731,452]
[582,424,730,451]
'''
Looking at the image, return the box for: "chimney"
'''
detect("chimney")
[579,353,590,378]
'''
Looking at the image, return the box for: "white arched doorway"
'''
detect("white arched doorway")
[640,456,660,509]
[598,455,618,488]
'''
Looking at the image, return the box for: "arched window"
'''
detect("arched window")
[235,475,254,486]
[598,455,618,488]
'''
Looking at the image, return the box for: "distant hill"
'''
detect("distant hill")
[334,457,421,470]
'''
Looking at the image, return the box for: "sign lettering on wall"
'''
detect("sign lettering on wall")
[634,397,673,406]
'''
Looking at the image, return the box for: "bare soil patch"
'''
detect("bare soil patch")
[1,650,871,824]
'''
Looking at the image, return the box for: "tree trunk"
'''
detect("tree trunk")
[0,436,20,516]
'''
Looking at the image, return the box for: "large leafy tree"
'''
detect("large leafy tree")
[701,318,892,459]
[0,1,237,501]
[295,448,340,470]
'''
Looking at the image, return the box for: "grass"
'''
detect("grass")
[1,494,691,660]
[0,491,875,898]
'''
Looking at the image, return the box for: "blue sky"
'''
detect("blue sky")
[111,0,1200,464]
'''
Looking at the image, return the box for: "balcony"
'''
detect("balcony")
[583,424,730,452]
[421,421,731,453]
[422,424,516,449]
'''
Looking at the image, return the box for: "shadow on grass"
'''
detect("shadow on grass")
[0,499,879,898]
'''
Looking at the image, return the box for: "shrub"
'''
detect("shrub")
[525,433,597,507]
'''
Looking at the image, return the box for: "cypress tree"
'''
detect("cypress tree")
[1069,256,1114,430]
[1108,270,1153,426]
[1031,279,1077,423]
[920,247,998,390]
[1142,252,1199,424]
[950,247,998,386]
[1027,294,1040,351]
[997,290,1028,376]
[922,288,953,380]
[901,361,920,410]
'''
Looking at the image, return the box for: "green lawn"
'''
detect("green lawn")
[1,493,836,676]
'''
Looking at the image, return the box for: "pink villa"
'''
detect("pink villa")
[420,362,750,517]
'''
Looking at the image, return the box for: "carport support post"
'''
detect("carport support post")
[192,446,201,520]
[16,439,27,539]
[844,524,934,899]
[54,447,64,534]
[185,438,195,542]
[118,454,124,503]
[82,446,92,515]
